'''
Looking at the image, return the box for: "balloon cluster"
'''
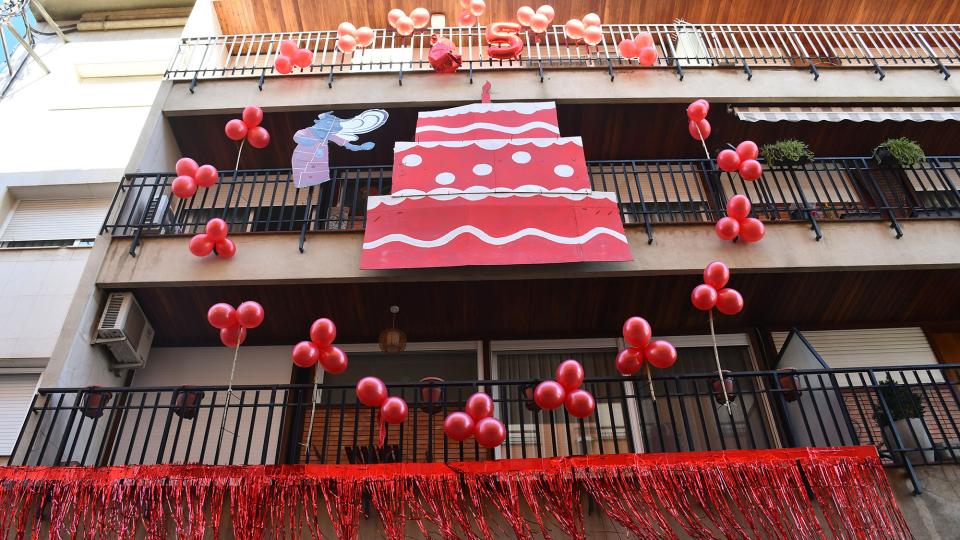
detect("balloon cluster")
[189,218,236,259]
[291,318,349,375]
[443,392,506,448]
[356,376,409,425]
[717,141,763,181]
[335,22,375,54]
[615,317,678,376]
[686,99,711,141]
[207,301,264,347]
[691,261,744,315]
[224,106,270,149]
[389,7,431,36]
[716,194,765,243]
[617,32,658,66]
[274,40,314,74]
[532,360,596,418]
[453,0,486,27]
[172,158,218,199]
[517,5,555,33]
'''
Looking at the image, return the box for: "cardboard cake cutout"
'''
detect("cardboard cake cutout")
[292,109,389,188]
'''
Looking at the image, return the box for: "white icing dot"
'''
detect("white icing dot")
[512,151,531,164]
[554,164,574,178]
[472,163,493,176]
[435,172,456,185]
[401,154,422,167]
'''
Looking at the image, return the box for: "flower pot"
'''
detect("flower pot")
[777,369,802,402]
[418,377,445,414]
[82,387,112,419]
[771,156,810,168]
[883,417,935,465]
[873,146,901,168]
[173,387,205,420]
[520,384,540,412]
[711,372,736,405]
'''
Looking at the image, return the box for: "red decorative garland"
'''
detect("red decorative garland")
[0,447,909,539]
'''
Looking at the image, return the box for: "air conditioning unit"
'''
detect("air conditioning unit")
[93,292,155,369]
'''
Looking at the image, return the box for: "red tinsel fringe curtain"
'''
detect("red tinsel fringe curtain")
[0,447,910,540]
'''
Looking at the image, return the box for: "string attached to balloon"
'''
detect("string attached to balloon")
[691,262,743,414]
[291,318,349,458]
[616,317,678,401]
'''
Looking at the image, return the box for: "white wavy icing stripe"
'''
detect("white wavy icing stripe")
[415,121,560,135]
[363,225,628,249]
[418,102,555,118]
[395,137,582,151]
[367,187,617,208]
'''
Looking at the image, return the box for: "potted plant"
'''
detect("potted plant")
[711,371,737,405]
[776,368,802,402]
[873,138,925,168]
[82,386,112,419]
[520,383,540,412]
[418,377,445,414]
[874,378,934,464]
[173,387,205,420]
[760,139,814,167]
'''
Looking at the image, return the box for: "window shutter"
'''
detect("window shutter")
[773,328,938,369]
[0,199,111,242]
[0,374,39,455]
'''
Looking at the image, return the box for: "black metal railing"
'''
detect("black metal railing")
[11,365,960,492]
[102,156,960,252]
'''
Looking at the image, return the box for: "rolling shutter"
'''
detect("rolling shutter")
[0,374,39,455]
[772,328,938,369]
[0,198,111,242]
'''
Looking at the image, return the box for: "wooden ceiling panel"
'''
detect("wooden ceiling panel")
[214,0,960,35]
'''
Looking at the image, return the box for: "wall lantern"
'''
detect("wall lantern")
[378,305,407,354]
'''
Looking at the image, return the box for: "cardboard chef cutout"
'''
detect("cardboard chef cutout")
[360,89,632,269]
[292,109,389,188]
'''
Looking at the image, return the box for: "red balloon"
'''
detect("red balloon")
[694,98,710,114]
[443,412,475,442]
[739,217,765,243]
[293,48,313,68]
[207,303,238,329]
[310,318,337,346]
[205,218,229,241]
[171,175,197,199]
[739,159,763,181]
[703,261,730,290]
[215,238,236,259]
[220,326,247,348]
[474,417,506,448]
[356,376,388,407]
[688,119,710,141]
[736,141,759,161]
[637,46,658,67]
[533,380,566,411]
[726,194,752,220]
[645,340,677,369]
[225,119,248,141]
[465,392,494,421]
[194,164,218,188]
[691,284,718,311]
[189,234,214,257]
[615,348,644,376]
[617,39,638,59]
[716,288,744,315]
[564,389,596,418]
[715,217,740,241]
[381,396,408,424]
[246,126,270,149]
[291,341,320,368]
[686,100,708,122]
[318,345,348,374]
[717,149,741,173]
[236,301,264,329]
[175,157,198,178]
[274,55,292,74]
[555,359,584,391]
[242,105,263,128]
[279,39,298,57]
[622,316,652,348]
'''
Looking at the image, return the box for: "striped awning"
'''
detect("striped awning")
[733,105,960,122]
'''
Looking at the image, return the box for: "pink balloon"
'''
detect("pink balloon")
[279,39,298,57]
[564,18,585,39]
[691,284,718,311]
[246,126,271,149]
[688,119,710,141]
[355,27,375,47]
[703,261,730,290]
[356,376,388,407]
[536,5,555,22]
[236,300,264,329]
[465,392,494,421]
[207,303,237,329]
[395,16,414,36]
[616,348,644,376]
[517,6,535,26]
[727,194,752,220]
[194,164,218,188]
[638,45,658,66]
[716,288,744,315]
[224,119,247,141]
[291,341,320,368]
[583,25,603,46]
[530,13,549,33]
[715,217,741,241]
[739,217,765,243]
[533,380,566,410]
[469,0,486,17]
[318,345,348,374]
[457,10,476,26]
[555,359,584,391]
[189,234,214,257]
[475,417,506,448]
[581,12,601,27]
[717,149,741,173]
[687,100,708,122]
[565,389,596,418]
[738,159,763,181]
[645,340,677,369]
[220,326,246,348]
[387,9,405,28]
[175,157,198,178]
[617,39,638,59]
[622,316,652,348]
[242,105,263,128]
[310,318,337,346]
[635,31,654,48]
[337,21,357,38]
[205,218,228,241]
[444,412,475,441]
[293,48,313,68]
[214,238,236,259]
[410,7,430,28]
[381,396,408,424]
[736,141,759,161]
[171,176,197,199]
[337,34,357,53]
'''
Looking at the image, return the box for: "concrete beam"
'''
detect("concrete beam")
[96,219,960,288]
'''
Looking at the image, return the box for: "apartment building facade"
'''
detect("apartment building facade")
[2,0,960,537]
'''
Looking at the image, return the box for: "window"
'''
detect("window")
[0,374,39,456]
[0,198,110,248]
